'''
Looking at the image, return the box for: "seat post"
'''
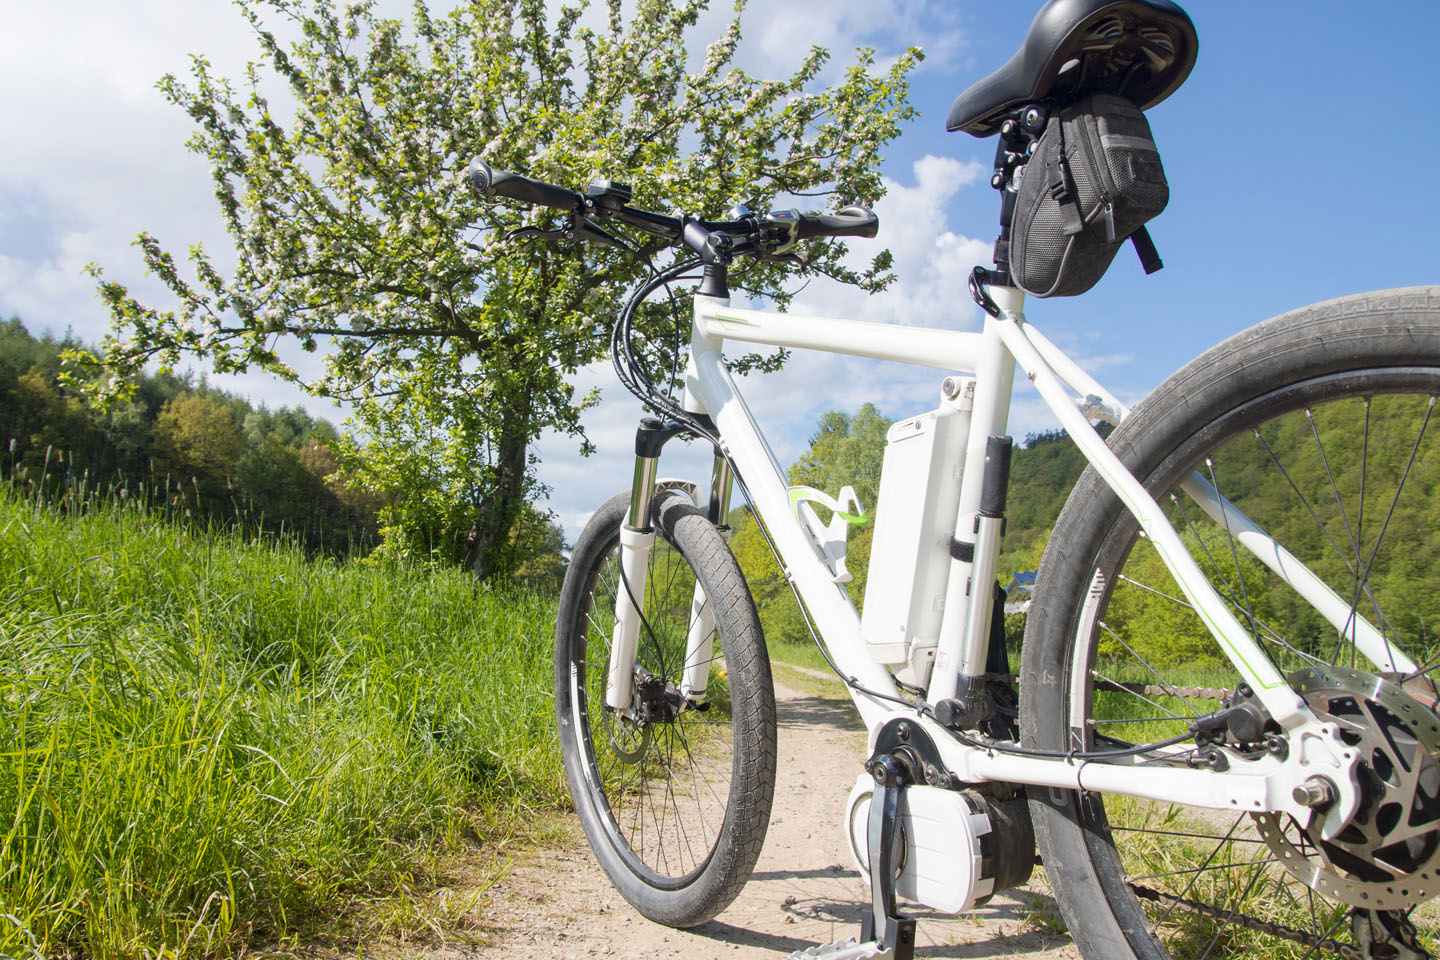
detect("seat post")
[988,106,1048,286]
[993,135,1018,284]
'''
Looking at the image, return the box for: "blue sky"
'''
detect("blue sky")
[3,1,1438,538]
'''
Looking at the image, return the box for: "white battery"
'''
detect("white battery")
[861,381,973,675]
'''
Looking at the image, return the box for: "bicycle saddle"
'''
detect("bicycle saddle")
[946,0,1197,137]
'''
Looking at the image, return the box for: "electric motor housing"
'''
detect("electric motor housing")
[845,777,1035,914]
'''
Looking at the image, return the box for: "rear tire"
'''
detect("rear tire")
[1022,287,1440,958]
[555,489,776,927]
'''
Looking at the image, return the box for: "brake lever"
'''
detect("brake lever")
[500,224,571,244]
[498,213,626,250]
[578,219,625,249]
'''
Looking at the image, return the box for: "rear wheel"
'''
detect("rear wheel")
[555,489,776,927]
[1022,288,1440,959]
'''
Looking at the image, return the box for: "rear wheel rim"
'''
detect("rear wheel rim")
[1065,372,1440,957]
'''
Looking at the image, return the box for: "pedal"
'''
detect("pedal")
[786,936,886,960]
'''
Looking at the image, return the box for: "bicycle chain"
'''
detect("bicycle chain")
[1142,683,1230,701]
[985,673,1231,702]
[1128,882,1364,959]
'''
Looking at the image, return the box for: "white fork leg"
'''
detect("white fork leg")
[606,524,655,712]
[681,582,717,701]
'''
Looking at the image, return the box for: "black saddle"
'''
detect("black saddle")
[947,0,1197,137]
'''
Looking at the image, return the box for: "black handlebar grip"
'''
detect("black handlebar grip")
[795,205,879,240]
[465,156,582,210]
[466,156,496,196]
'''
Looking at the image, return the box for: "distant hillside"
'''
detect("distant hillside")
[1,315,379,555]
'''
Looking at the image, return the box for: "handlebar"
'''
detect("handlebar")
[796,206,879,240]
[466,157,879,253]
[468,158,584,210]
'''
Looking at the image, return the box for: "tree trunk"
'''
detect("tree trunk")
[465,401,530,581]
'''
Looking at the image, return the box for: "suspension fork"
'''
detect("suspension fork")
[679,454,733,701]
[606,417,720,712]
[605,424,661,712]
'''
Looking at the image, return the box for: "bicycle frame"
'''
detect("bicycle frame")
[609,280,1385,826]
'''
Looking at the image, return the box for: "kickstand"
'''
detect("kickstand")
[787,754,915,960]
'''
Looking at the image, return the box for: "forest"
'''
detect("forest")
[1,315,380,557]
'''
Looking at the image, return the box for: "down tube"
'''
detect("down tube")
[687,347,901,728]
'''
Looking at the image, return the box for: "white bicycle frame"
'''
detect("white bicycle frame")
[608,280,1401,830]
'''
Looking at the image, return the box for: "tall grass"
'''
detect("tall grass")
[0,478,564,958]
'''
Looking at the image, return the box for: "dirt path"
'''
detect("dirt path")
[461,676,1079,960]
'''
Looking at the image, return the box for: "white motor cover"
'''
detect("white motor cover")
[844,776,993,914]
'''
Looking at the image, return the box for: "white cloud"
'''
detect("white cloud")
[746,0,966,76]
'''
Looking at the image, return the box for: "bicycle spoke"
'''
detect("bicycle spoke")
[1112,825,1268,844]
[1154,815,1247,930]
[1172,492,1236,594]
[1130,858,1278,883]
[1118,571,1197,609]
[1349,395,1434,671]
[1097,623,1201,716]
[1349,397,1370,669]
[670,720,731,813]
[1092,668,1188,720]
[668,725,718,864]
[659,731,685,873]
[1295,909,1351,960]
[1403,651,1440,682]
[1307,408,1362,574]
[1206,457,1261,647]
[1256,420,1407,656]
[672,728,712,866]
[1254,427,1364,581]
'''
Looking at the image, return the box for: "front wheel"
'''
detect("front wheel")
[555,488,776,928]
[1022,287,1440,959]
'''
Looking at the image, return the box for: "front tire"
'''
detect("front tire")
[1022,288,1440,958]
[555,489,776,928]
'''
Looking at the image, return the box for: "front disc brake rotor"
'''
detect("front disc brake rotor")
[1254,664,1440,909]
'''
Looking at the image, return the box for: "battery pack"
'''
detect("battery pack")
[861,381,973,681]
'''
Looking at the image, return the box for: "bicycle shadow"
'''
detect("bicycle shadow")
[686,886,1072,958]
[771,670,867,732]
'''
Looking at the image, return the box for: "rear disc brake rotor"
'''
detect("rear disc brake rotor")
[1255,664,1440,910]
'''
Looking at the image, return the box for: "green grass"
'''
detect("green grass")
[0,481,565,958]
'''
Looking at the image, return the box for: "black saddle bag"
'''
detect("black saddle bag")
[1010,93,1168,298]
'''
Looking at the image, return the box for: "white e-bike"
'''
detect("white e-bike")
[471,3,1440,957]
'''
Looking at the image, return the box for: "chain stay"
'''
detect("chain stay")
[985,672,1230,702]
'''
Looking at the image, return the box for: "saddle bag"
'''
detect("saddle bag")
[1010,93,1169,298]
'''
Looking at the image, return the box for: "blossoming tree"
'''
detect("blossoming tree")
[86,0,919,578]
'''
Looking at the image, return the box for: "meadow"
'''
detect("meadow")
[0,480,565,958]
